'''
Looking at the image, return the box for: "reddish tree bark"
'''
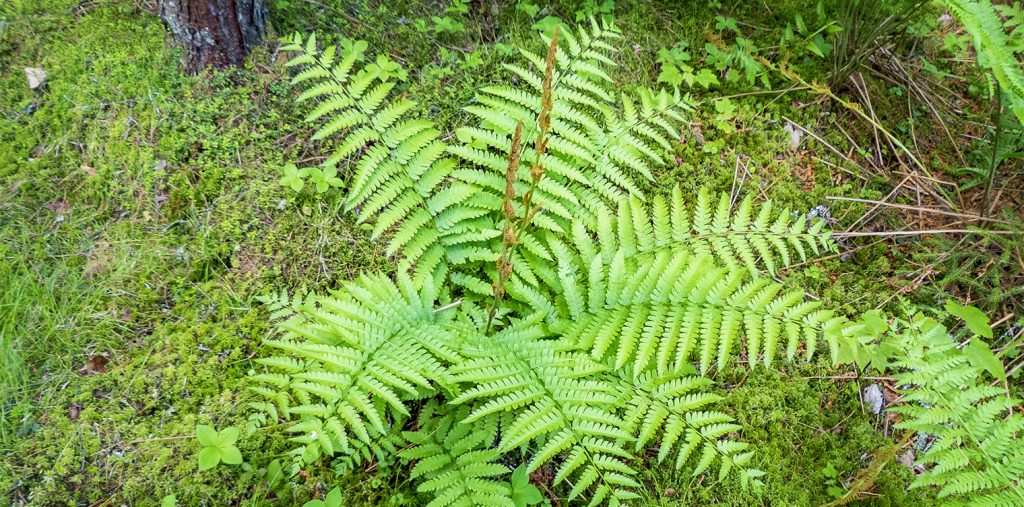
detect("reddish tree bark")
[159,0,266,74]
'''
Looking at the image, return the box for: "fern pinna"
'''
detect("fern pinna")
[254,21,856,505]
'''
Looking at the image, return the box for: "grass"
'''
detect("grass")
[0,0,1019,505]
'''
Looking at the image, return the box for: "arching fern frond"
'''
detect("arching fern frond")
[449,20,691,237]
[399,402,514,507]
[612,368,764,489]
[545,249,858,374]
[451,324,642,506]
[887,314,1024,506]
[593,187,834,276]
[281,33,494,286]
[248,273,465,467]
[943,0,1024,124]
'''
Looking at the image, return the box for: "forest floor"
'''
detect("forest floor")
[1,0,1022,505]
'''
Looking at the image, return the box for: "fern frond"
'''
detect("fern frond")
[451,326,642,505]
[613,368,764,490]
[449,22,691,240]
[596,187,835,276]
[888,314,1024,506]
[553,250,857,374]
[250,273,465,465]
[400,402,513,507]
[282,33,494,286]
[943,0,1024,124]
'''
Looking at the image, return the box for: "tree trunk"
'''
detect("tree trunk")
[159,0,266,74]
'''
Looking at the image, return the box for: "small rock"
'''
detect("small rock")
[863,383,885,415]
[898,449,916,472]
[25,67,47,90]
[783,121,803,151]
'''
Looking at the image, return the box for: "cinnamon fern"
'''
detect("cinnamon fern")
[253,21,869,505]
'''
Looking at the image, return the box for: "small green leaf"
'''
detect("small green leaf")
[160,494,177,507]
[517,2,539,18]
[267,459,284,486]
[944,300,992,338]
[325,487,344,507]
[196,425,219,447]
[532,16,563,35]
[219,445,243,465]
[218,426,240,446]
[859,310,889,336]
[198,446,221,471]
[510,465,543,507]
[964,338,1007,381]
[694,68,719,88]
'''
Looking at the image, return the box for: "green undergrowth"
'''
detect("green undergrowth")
[0,0,1008,505]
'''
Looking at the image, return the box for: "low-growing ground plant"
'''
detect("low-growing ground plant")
[243,19,1023,505]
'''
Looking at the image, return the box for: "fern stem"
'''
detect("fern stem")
[983,82,1001,217]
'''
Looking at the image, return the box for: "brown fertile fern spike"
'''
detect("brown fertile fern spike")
[485,26,559,334]
[492,122,525,308]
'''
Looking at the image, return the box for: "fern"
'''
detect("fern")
[248,274,461,468]
[263,23,864,506]
[612,368,764,489]
[449,18,689,230]
[400,402,514,507]
[280,33,493,286]
[942,0,1024,125]
[451,323,642,505]
[886,314,1024,506]
[588,187,834,276]
[537,242,856,373]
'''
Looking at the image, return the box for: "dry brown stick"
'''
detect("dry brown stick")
[844,175,911,233]
[834,229,1017,237]
[827,196,1013,225]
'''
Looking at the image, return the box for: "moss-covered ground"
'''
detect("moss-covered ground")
[1,0,1020,505]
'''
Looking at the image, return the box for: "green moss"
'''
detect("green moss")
[633,363,929,506]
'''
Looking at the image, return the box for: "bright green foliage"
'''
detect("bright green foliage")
[509,465,544,507]
[281,33,477,285]
[261,22,855,506]
[399,402,513,507]
[585,187,834,276]
[253,272,765,503]
[943,299,993,338]
[549,247,857,373]
[451,329,642,505]
[251,275,459,472]
[196,425,243,470]
[886,314,1024,506]
[449,19,688,226]
[942,0,1024,124]
[612,368,764,489]
[303,487,344,507]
